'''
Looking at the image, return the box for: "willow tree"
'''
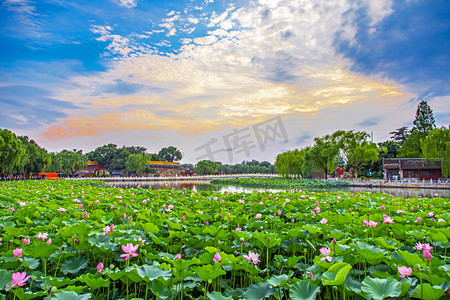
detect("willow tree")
[274,149,307,178]
[422,127,450,177]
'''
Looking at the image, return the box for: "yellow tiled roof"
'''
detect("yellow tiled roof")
[148,161,182,166]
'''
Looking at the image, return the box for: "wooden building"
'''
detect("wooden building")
[382,158,442,180]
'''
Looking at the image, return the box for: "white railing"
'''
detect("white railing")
[69,173,280,181]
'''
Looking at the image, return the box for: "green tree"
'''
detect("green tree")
[332,130,379,178]
[195,160,218,175]
[302,134,340,178]
[125,153,151,176]
[0,129,26,174]
[421,127,450,177]
[275,149,306,178]
[47,150,86,175]
[158,146,182,162]
[412,100,435,134]
[16,136,51,176]
[397,133,424,158]
[389,126,409,145]
[86,144,131,171]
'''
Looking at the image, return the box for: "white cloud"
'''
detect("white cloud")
[187,17,199,24]
[116,0,138,8]
[193,35,218,45]
[45,0,414,163]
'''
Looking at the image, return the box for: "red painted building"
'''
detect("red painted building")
[383,158,443,180]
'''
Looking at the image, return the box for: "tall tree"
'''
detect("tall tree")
[125,153,151,176]
[412,100,436,134]
[332,130,379,178]
[389,126,409,145]
[0,129,26,174]
[302,134,339,178]
[195,160,218,175]
[275,149,306,178]
[421,127,450,177]
[158,146,182,162]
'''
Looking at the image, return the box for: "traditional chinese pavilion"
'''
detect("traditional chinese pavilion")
[382,158,442,180]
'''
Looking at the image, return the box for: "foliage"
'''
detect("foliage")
[332,130,379,178]
[217,160,275,174]
[421,126,450,177]
[275,149,307,178]
[389,126,409,146]
[211,177,349,187]
[302,135,339,178]
[125,153,152,176]
[412,100,436,134]
[195,160,218,175]
[158,146,182,162]
[0,180,448,299]
[0,129,51,176]
[47,150,86,175]
[397,132,425,158]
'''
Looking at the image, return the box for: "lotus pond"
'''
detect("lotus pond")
[0,180,449,300]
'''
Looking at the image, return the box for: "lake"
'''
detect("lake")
[102,180,450,198]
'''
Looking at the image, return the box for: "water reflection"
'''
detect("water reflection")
[103,180,449,198]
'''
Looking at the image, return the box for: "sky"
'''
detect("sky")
[1,0,449,164]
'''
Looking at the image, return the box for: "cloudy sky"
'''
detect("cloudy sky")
[1,0,449,164]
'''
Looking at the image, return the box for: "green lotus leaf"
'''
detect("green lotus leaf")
[61,257,88,275]
[11,289,47,300]
[412,283,445,300]
[267,274,290,287]
[27,243,58,259]
[0,269,11,290]
[361,277,401,300]
[243,282,274,300]
[21,257,40,270]
[322,262,352,286]
[207,291,234,300]
[289,280,320,300]
[136,264,172,281]
[77,273,110,290]
[46,276,75,288]
[142,222,159,234]
[191,265,226,282]
[51,291,91,300]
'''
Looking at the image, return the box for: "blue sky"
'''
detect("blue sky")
[1,0,449,163]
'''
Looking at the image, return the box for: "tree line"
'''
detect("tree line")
[274,101,449,178]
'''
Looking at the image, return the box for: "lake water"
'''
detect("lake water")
[102,180,450,198]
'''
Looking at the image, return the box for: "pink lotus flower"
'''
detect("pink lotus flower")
[417,217,422,222]
[236,228,242,231]
[181,216,185,222]
[57,207,66,212]
[319,247,332,262]
[22,238,30,245]
[423,250,432,261]
[311,210,316,215]
[255,213,262,219]
[18,201,27,207]
[398,266,412,278]
[13,248,23,258]
[47,238,52,245]
[78,204,83,209]
[383,216,394,224]
[243,251,261,265]
[308,271,313,279]
[120,243,139,261]
[83,211,89,218]
[205,221,209,226]
[315,207,320,213]
[428,212,434,217]
[381,205,385,210]
[97,262,104,273]
[213,252,221,263]
[319,218,327,224]
[7,272,30,289]
[396,210,405,214]
[277,210,281,216]
[110,224,115,231]
[363,219,369,226]
[102,226,111,235]
[227,213,230,218]
[10,207,15,212]
[174,254,181,259]
[36,232,48,241]
[368,220,378,228]
[122,213,126,219]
